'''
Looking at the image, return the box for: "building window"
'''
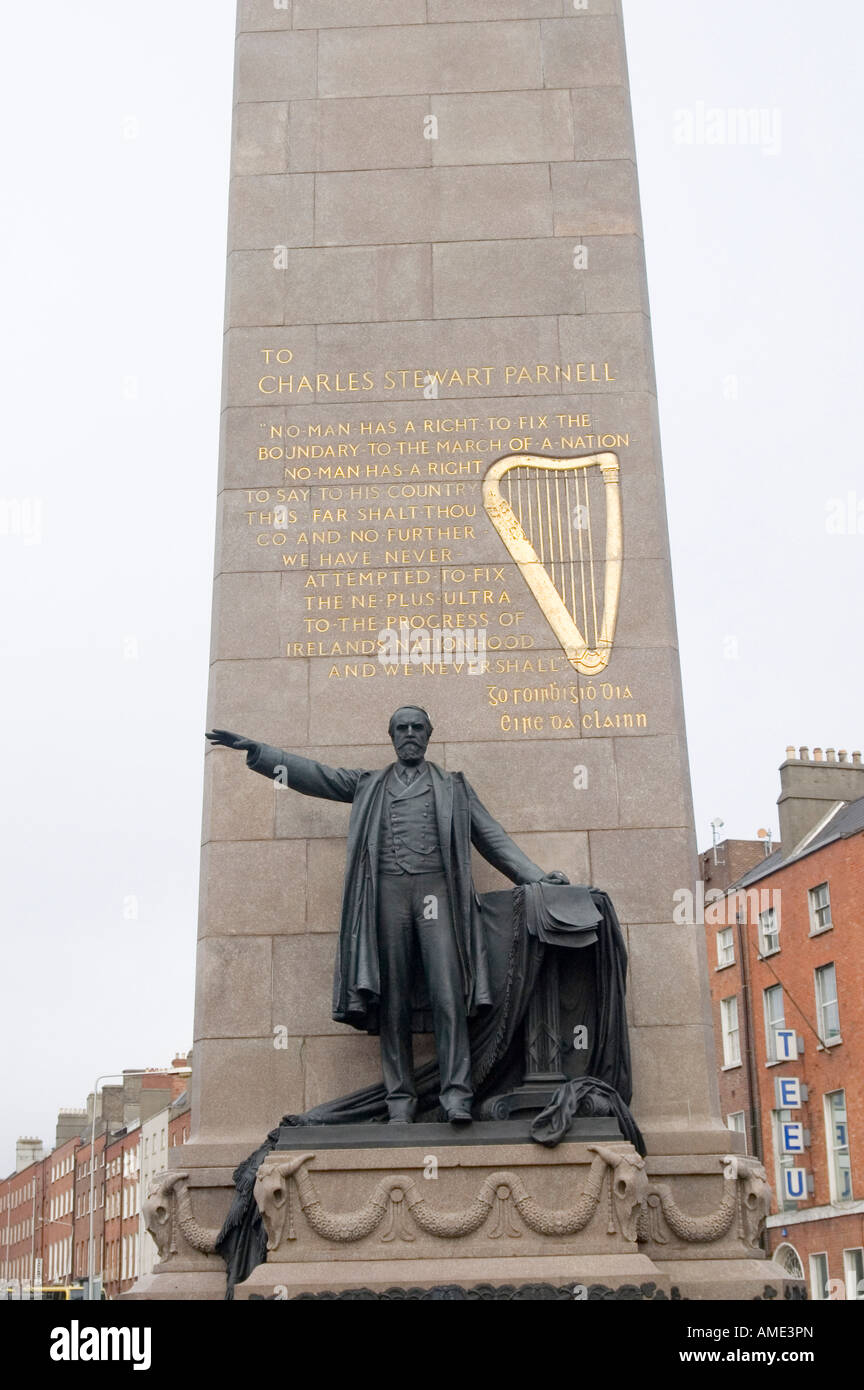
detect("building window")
[810,1252,830,1301]
[815,963,841,1045]
[843,1249,864,1301]
[825,1090,852,1202]
[758,905,780,956]
[720,997,740,1066]
[716,927,735,967]
[726,1112,748,1152]
[808,882,832,934]
[763,984,786,1063]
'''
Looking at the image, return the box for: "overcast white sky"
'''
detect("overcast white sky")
[1,1,861,1170]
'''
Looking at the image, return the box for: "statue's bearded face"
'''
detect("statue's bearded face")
[389,708,432,764]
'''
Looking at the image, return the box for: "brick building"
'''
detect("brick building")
[72,1131,107,1290]
[704,746,864,1299]
[103,1126,142,1299]
[43,1136,79,1290]
[700,836,777,898]
[169,1091,191,1151]
[139,1087,191,1278]
[0,1141,43,1293]
[90,1059,191,1296]
[1,1054,192,1298]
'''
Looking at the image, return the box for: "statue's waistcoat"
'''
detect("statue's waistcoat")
[378,765,446,875]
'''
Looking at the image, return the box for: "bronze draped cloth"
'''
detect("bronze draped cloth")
[216,886,642,1298]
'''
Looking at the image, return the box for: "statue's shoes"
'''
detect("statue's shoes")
[446,1109,473,1125]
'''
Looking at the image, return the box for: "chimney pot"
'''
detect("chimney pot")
[839,750,848,763]
[779,745,864,850]
[786,745,796,760]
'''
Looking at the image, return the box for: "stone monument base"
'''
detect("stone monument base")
[126,1125,807,1301]
[237,1253,668,1301]
[123,1269,227,1302]
[239,1135,656,1300]
[654,1259,804,1303]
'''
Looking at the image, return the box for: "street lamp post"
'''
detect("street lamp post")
[87,1068,190,1300]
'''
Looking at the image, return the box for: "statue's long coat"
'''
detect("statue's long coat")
[248,745,547,1032]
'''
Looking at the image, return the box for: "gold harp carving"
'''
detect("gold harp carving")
[482,452,623,676]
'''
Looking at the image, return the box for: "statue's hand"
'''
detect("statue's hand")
[542,870,570,885]
[206,729,257,752]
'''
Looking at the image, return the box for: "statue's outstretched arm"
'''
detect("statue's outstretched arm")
[206,730,362,802]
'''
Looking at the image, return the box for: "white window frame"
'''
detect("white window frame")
[809,1252,829,1300]
[815,963,841,1045]
[808,881,832,935]
[758,905,780,956]
[726,1112,747,1152]
[824,1089,852,1203]
[716,926,735,968]
[763,983,786,1063]
[843,1248,864,1301]
[720,996,741,1067]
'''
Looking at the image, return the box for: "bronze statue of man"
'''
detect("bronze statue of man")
[207,708,568,1125]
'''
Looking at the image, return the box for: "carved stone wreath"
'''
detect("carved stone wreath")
[638,1155,772,1250]
[254,1144,647,1250]
[253,1147,772,1254]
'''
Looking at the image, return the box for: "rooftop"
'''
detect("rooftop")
[730,792,864,891]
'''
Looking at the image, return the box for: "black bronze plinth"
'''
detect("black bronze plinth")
[273,1115,623,1151]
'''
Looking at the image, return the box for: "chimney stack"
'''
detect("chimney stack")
[55,1108,89,1148]
[778,745,864,852]
[16,1137,44,1172]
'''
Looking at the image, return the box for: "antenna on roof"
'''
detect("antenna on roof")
[757,827,773,856]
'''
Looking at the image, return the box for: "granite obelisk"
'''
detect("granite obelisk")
[132,0,799,1301]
